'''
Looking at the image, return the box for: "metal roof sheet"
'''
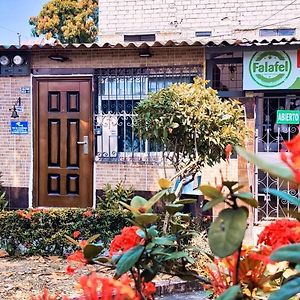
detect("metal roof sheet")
[0,37,299,51]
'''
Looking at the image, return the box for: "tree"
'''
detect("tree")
[134,78,246,177]
[29,0,98,43]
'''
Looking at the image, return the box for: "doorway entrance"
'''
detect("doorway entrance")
[33,78,93,207]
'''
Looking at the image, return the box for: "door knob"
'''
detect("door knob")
[77,136,88,154]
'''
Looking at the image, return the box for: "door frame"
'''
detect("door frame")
[32,75,94,207]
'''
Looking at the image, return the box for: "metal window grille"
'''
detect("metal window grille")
[95,66,202,163]
[212,63,243,91]
[254,96,300,222]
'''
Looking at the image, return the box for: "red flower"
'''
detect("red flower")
[257,219,300,252]
[109,226,143,257]
[30,288,60,300]
[142,282,156,300]
[281,129,300,183]
[79,240,88,248]
[73,231,81,239]
[83,210,93,217]
[67,250,87,264]
[66,250,87,274]
[66,265,76,275]
[78,272,136,300]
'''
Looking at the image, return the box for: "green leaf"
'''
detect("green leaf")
[94,256,110,263]
[83,244,103,261]
[166,204,184,214]
[65,235,79,247]
[131,196,148,210]
[266,188,300,207]
[203,196,225,211]
[235,146,295,182]
[87,234,101,244]
[270,243,300,264]
[153,236,176,246]
[199,185,224,200]
[136,229,146,239]
[174,198,197,205]
[174,212,190,221]
[216,285,241,300]
[116,245,144,276]
[119,202,140,215]
[135,213,159,225]
[208,208,248,258]
[269,277,300,300]
[144,189,167,211]
[165,251,190,261]
[148,226,158,238]
[234,192,258,208]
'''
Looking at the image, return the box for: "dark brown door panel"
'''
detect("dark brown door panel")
[34,79,93,207]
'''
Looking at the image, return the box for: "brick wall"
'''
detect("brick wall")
[31,47,204,69]
[0,77,31,208]
[0,77,31,187]
[99,0,300,42]
[96,160,238,192]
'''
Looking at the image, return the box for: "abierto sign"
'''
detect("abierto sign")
[243,50,300,90]
[276,110,300,125]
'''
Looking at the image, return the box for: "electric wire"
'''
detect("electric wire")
[254,0,297,28]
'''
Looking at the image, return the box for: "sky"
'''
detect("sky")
[0,0,49,45]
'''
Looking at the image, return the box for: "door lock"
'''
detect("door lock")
[77,136,88,154]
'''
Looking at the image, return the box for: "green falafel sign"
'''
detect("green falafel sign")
[244,50,300,90]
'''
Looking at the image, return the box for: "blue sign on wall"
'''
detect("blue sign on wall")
[10,121,29,135]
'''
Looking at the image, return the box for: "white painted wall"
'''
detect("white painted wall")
[98,0,300,42]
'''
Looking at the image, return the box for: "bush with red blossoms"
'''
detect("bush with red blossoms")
[109,226,143,257]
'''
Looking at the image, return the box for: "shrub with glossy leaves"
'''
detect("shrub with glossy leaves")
[134,77,246,175]
[0,208,129,256]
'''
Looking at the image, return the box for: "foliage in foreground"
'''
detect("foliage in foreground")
[134,77,246,176]
[201,130,300,300]
[29,0,98,43]
[0,208,129,256]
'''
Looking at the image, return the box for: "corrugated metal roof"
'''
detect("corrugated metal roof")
[0,37,300,50]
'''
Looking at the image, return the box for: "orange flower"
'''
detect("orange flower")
[141,282,156,300]
[109,226,143,257]
[281,129,300,183]
[30,288,60,300]
[73,231,81,239]
[66,250,87,274]
[78,272,136,300]
[257,219,300,252]
[83,210,93,217]
[18,210,31,219]
[67,250,87,264]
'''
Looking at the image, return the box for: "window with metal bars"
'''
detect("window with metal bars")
[95,66,201,163]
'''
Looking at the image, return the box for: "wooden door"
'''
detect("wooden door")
[34,78,93,207]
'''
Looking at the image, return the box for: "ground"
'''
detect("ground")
[0,256,111,300]
[0,256,208,300]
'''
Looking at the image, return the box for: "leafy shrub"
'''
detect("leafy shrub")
[0,172,7,211]
[97,181,133,211]
[134,77,246,176]
[0,208,129,256]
